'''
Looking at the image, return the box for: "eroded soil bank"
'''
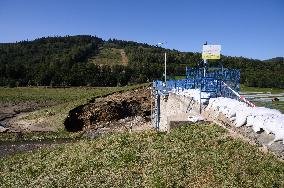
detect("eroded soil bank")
[0,87,152,157]
[64,87,152,135]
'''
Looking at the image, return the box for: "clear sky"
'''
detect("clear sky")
[0,0,283,60]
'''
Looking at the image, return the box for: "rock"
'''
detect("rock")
[188,115,204,123]
[0,125,8,132]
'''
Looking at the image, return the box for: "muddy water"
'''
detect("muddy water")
[0,138,77,158]
[0,112,21,130]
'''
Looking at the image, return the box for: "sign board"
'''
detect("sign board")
[202,45,221,59]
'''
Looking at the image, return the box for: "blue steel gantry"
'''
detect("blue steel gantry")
[154,66,240,99]
[152,65,241,130]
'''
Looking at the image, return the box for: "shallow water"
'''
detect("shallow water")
[0,138,77,158]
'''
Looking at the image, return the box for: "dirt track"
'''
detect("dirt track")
[120,49,128,65]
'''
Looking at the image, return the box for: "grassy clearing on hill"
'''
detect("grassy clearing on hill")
[89,47,123,65]
[0,124,283,187]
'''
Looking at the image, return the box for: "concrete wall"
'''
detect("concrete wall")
[159,93,200,132]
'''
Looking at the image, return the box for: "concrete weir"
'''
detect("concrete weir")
[153,65,284,158]
[154,90,284,159]
[158,93,201,132]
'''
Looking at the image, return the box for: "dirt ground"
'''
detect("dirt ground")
[1,86,153,134]
[120,49,129,65]
[0,101,57,132]
[65,87,153,137]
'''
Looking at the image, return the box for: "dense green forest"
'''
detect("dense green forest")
[0,35,283,88]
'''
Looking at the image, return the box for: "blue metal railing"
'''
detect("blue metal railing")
[153,66,241,100]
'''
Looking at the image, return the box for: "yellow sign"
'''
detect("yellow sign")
[202,45,221,59]
[202,54,221,59]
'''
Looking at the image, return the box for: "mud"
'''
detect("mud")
[0,139,76,158]
[64,87,152,132]
[0,101,57,132]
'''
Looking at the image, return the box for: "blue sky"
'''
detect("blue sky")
[0,0,283,60]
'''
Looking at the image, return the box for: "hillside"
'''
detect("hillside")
[264,57,284,63]
[88,46,128,66]
[0,35,284,88]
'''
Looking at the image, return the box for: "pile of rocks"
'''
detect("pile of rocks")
[206,97,284,145]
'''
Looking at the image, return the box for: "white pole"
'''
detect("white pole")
[164,52,167,83]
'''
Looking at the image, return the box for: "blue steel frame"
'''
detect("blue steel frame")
[153,66,241,99]
[152,65,241,130]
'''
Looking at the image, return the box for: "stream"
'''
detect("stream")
[0,138,77,158]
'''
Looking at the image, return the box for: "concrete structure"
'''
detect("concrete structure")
[154,90,284,159]
[158,93,202,132]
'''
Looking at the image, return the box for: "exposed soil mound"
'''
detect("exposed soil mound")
[64,87,151,132]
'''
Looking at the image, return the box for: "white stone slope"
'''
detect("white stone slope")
[173,88,284,145]
[207,97,284,145]
[172,88,210,103]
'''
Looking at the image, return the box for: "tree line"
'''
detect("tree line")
[0,36,283,88]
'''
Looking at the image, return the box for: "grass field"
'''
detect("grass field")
[240,84,284,113]
[240,84,284,94]
[1,124,283,187]
[0,87,125,104]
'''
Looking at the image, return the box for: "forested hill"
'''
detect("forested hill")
[263,57,284,63]
[0,35,283,88]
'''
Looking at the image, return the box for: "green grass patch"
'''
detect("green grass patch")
[240,84,284,93]
[89,47,123,65]
[173,75,186,80]
[1,124,283,187]
[0,87,126,104]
